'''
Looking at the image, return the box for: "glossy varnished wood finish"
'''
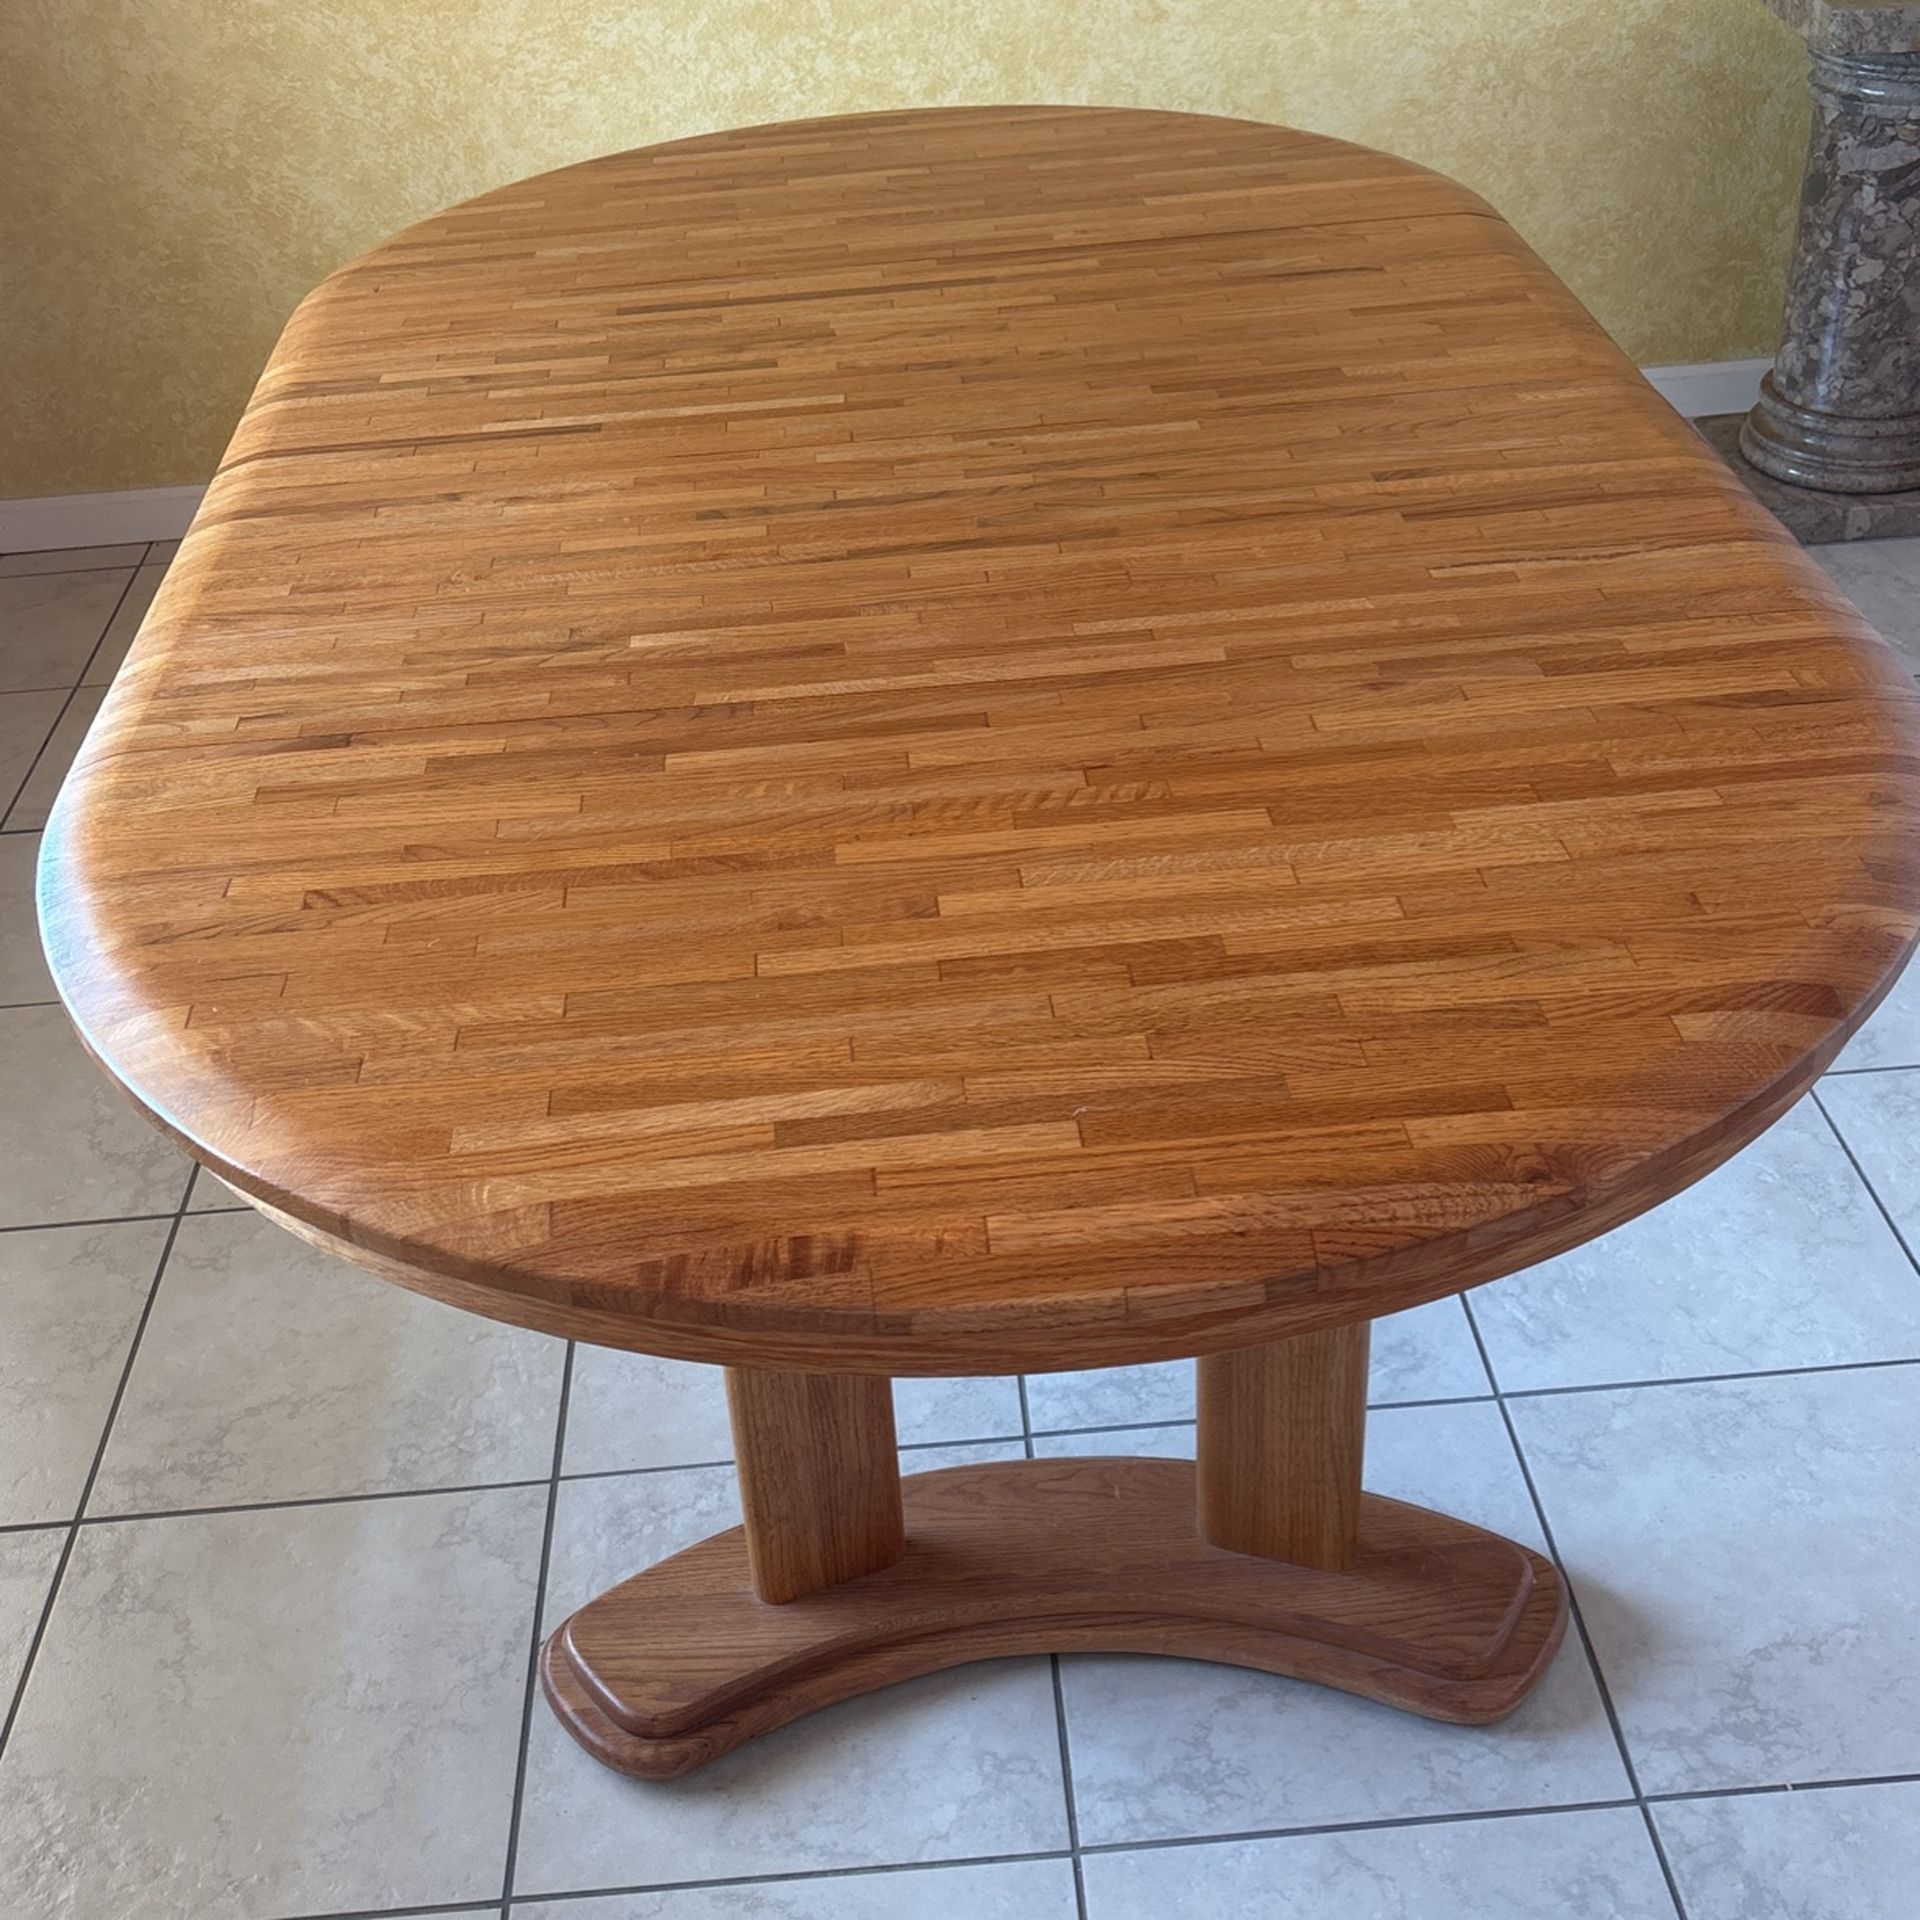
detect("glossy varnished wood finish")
[726,1368,904,1602]
[540,1456,1568,1778]
[40,106,1920,1374]
[1198,1324,1370,1571]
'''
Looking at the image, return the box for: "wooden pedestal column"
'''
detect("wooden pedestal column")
[541,1329,1568,1779]
[1197,1324,1370,1572]
[726,1370,904,1603]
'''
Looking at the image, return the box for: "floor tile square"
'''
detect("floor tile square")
[1023,1296,1489,1434]
[0,690,65,812]
[0,1005,189,1226]
[1819,1069,1920,1234]
[513,1856,1081,1918]
[514,1440,1063,1895]
[1511,1366,1920,1792]
[0,832,55,1004]
[0,570,131,693]
[143,540,182,564]
[92,1209,568,1515]
[4,684,104,829]
[0,545,147,578]
[514,1655,1066,1901]
[1656,1780,1920,1920]
[1080,1806,1674,1919]
[1470,1099,1920,1390]
[1024,1355,1191,1432]
[563,1347,1024,1476]
[0,1531,64,1704]
[83,561,166,687]
[897,1374,1028,1449]
[0,1486,546,1919]
[184,1163,248,1211]
[1366,1295,1495,1402]
[1810,536,1920,676]
[0,1219,168,1523]
[545,1459,740,1615]
[1049,1400,1629,1844]
[1832,954,1920,1071]
[546,1439,1025,1630]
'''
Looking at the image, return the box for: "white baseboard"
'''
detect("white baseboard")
[1639,358,1770,420]
[0,359,1771,553]
[0,483,206,554]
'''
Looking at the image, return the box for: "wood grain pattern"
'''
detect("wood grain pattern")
[1198,1324,1369,1571]
[726,1367,904,1602]
[540,1455,1569,1778]
[39,104,1920,1373]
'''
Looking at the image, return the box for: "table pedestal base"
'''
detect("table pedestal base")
[542,1334,1567,1778]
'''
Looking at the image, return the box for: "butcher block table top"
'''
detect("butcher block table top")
[40,105,1920,1376]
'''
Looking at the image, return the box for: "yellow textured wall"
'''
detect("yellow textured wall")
[1,0,1809,499]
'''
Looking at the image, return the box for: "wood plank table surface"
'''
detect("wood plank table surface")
[40,105,1920,1777]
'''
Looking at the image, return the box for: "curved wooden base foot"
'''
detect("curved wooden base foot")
[540,1456,1568,1779]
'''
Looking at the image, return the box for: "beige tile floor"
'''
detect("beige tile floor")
[1,535,1919,1918]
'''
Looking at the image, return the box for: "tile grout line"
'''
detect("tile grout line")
[497,1340,575,1917]
[275,1903,500,1920]
[1072,1794,1647,1854]
[1029,1388,1498,1436]
[39,1346,1920,1531]
[0,1161,195,1764]
[1645,1767,1920,1804]
[59,1428,1039,1532]
[71,1471,558,1529]
[275,1771,1920,1920]
[1,560,141,826]
[501,1798,1652,1908]
[0,562,147,577]
[0,543,163,567]
[78,544,161,683]
[0,1203,204,1235]
[1029,1349,1920,1426]
[1498,1353,1920,1401]
[494,1847,1084,1911]
[1018,1371,1090,1920]
[1459,1293,1694,1920]
[1811,1087,1920,1284]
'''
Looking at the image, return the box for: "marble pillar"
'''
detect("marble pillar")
[1742,41,1920,492]
[1710,3,1920,538]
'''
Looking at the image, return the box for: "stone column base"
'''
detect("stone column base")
[1697,413,1920,543]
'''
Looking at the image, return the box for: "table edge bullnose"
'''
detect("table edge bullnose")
[35,995,1902,1374]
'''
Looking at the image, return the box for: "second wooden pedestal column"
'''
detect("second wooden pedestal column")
[1196,1322,1371,1571]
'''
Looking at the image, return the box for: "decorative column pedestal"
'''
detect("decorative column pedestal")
[1702,1,1920,541]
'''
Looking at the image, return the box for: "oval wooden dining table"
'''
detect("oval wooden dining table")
[40,105,1920,1779]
